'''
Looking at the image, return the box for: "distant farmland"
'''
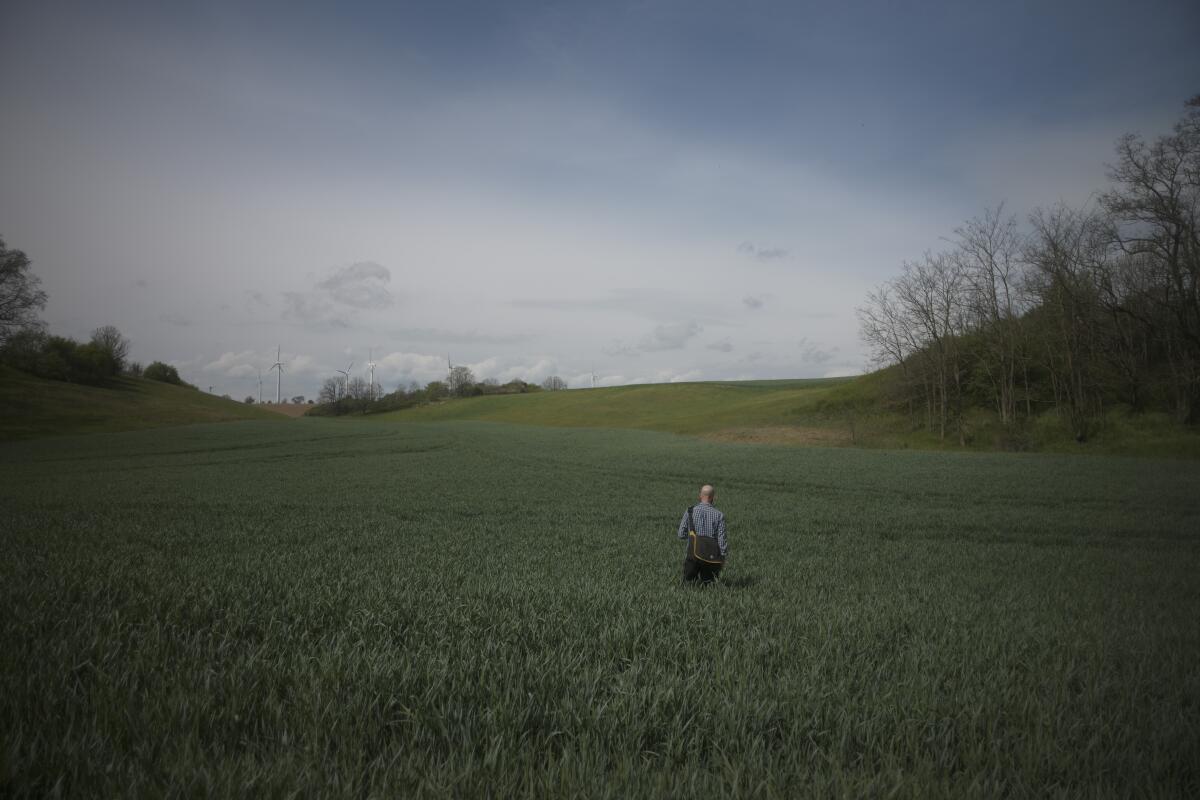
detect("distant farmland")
[3,419,1198,796]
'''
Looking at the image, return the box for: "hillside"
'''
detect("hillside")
[375,372,1200,457]
[376,376,882,440]
[0,366,283,440]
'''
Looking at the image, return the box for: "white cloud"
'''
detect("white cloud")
[203,350,260,375]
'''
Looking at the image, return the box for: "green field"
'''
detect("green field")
[382,377,862,436]
[0,366,279,440]
[3,419,1199,796]
[379,377,1200,458]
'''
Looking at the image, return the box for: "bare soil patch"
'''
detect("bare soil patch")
[703,426,851,446]
[257,403,311,418]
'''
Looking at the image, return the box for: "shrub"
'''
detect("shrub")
[0,330,116,385]
[144,361,184,385]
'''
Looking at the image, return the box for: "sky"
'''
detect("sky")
[2,0,1198,400]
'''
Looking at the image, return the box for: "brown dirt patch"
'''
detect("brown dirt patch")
[703,426,851,447]
[257,403,311,418]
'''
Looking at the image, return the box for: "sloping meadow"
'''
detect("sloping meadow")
[2,420,1198,797]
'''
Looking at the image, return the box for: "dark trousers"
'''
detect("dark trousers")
[682,559,722,584]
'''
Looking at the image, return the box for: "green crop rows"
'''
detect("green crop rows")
[3,420,1199,797]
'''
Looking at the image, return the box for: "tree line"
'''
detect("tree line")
[858,96,1199,444]
[310,364,569,417]
[0,237,190,389]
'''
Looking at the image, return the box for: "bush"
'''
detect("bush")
[144,361,184,385]
[0,330,117,385]
[0,328,48,374]
[89,326,130,373]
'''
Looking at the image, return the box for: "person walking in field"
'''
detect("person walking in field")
[677,484,728,584]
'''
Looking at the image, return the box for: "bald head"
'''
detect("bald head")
[699,484,715,503]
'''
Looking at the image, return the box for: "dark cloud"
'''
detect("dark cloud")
[603,321,703,356]
[602,342,641,358]
[742,295,764,310]
[798,337,837,364]
[279,262,394,328]
[388,327,533,345]
[737,242,788,261]
[707,338,733,353]
[316,262,394,309]
[510,289,720,320]
[281,291,349,328]
[639,321,702,352]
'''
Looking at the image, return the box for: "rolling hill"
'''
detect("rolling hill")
[0,366,284,440]
[373,372,1200,457]
[375,375,884,442]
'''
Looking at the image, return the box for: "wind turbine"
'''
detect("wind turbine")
[336,359,354,398]
[267,346,284,404]
[591,370,598,389]
[367,348,376,401]
[256,367,263,404]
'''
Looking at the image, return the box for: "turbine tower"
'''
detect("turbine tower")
[267,346,284,404]
[336,360,354,399]
[256,367,263,404]
[367,348,377,401]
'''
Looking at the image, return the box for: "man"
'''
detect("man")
[676,484,728,584]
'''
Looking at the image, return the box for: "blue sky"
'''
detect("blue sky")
[2,0,1197,397]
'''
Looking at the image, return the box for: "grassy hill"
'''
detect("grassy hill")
[376,372,1200,457]
[377,375,886,440]
[0,366,283,440]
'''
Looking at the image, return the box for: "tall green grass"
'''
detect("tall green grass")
[0,366,280,440]
[2,420,1198,796]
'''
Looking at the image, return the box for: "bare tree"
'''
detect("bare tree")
[347,376,369,400]
[1023,204,1112,441]
[541,375,568,391]
[0,237,47,343]
[1102,96,1200,422]
[447,365,475,397]
[318,377,342,404]
[892,252,970,442]
[857,282,923,427]
[90,325,131,373]
[951,205,1028,424]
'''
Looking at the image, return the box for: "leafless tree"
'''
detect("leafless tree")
[90,325,131,372]
[447,365,475,397]
[951,205,1028,423]
[0,238,47,344]
[1023,204,1112,441]
[318,377,342,404]
[1102,96,1200,421]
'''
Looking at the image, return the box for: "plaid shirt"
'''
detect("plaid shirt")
[677,502,729,557]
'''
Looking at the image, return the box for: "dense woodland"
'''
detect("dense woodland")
[858,97,1200,443]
